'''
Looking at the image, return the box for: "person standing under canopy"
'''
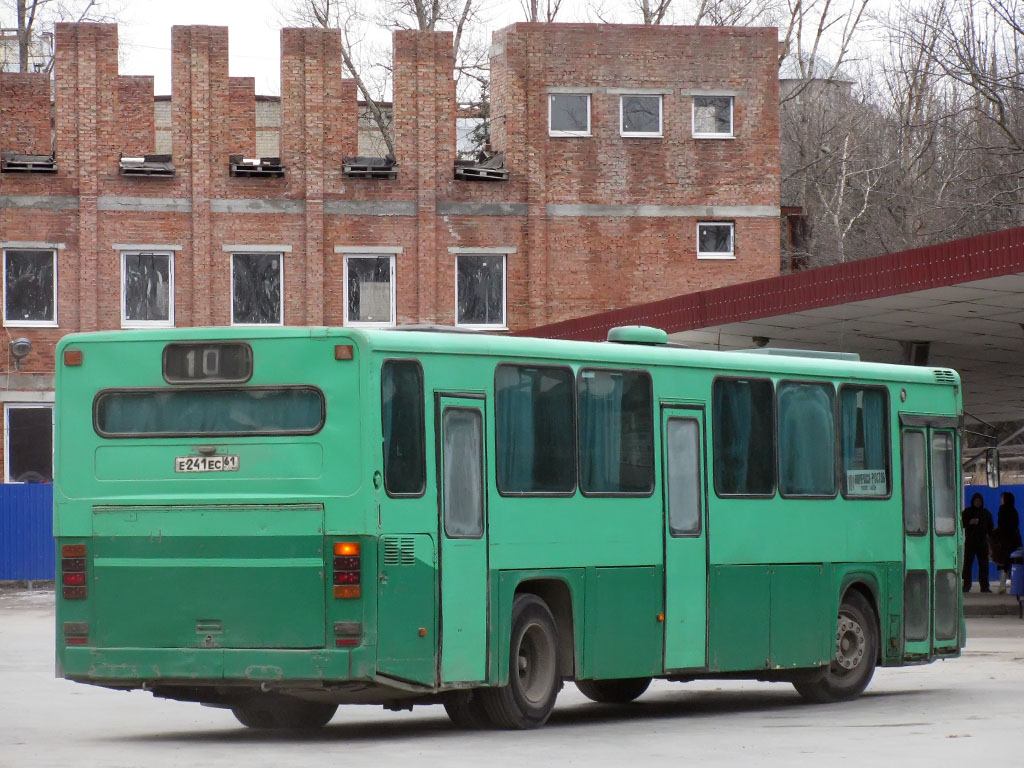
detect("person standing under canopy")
[992,491,1024,594]
[962,492,993,592]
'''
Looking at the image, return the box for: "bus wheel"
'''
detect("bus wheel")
[479,593,560,729]
[443,691,491,729]
[231,694,338,729]
[576,677,651,704]
[793,591,878,704]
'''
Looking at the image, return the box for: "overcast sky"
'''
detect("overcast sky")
[115,0,529,95]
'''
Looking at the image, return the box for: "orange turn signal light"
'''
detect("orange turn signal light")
[62,544,86,558]
[334,345,354,361]
[63,349,84,366]
[334,542,360,556]
[333,585,361,599]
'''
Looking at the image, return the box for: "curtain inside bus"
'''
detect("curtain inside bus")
[839,387,887,495]
[778,382,835,495]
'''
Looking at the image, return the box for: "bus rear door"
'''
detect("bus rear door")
[436,394,489,684]
[900,418,960,659]
[661,406,708,670]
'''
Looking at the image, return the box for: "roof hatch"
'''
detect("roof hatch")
[607,326,668,345]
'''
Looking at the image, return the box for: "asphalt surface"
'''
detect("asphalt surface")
[2,587,1023,767]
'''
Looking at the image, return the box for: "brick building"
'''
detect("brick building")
[0,21,780,483]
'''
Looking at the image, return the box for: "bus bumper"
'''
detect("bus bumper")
[60,645,376,684]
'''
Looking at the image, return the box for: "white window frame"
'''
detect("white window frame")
[2,248,57,328]
[620,94,663,138]
[455,253,507,330]
[691,95,735,139]
[548,93,591,138]
[120,251,175,329]
[697,222,736,260]
[230,251,285,327]
[4,402,54,484]
[343,253,397,328]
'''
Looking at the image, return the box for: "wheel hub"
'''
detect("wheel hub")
[517,621,555,705]
[834,613,866,670]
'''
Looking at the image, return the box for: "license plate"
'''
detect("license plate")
[174,455,240,473]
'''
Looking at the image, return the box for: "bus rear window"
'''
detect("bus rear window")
[94,387,325,437]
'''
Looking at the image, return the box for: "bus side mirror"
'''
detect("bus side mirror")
[986,448,1000,489]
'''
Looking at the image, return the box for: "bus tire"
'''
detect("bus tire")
[576,677,652,704]
[479,593,560,729]
[443,691,490,729]
[793,591,878,704]
[230,694,338,730]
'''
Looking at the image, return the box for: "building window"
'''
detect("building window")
[3,249,56,327]
[345,255,395,327]
[122,252,174,328]
[692,95,734,138]
[697,222,735,259]
[620,95,662,137]
[231,252,283,325]
[549,93,591,137]
[4,403,52,483]
[456,254,506,328]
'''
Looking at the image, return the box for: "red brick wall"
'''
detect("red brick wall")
[0,21,780,480]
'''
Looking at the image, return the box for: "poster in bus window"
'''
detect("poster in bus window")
[846,470,886,497]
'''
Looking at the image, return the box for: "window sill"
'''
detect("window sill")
[3,320,58,328]
[122,321,175,329]
[549,132,592,138]
[697,253,736,260]
[621,132,663,138]
[456,324,508,331]
[693,133,735,140]
[230,321,285,327]
[345,320,397,329]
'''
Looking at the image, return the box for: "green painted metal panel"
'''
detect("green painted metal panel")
[769,565,829,668]
[582,566,662,679]
[376,534,437,685]
[438,397,489,684]
[708,565,770,672]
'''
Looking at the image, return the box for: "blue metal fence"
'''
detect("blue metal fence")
[0,484,54,580]
[964,484,1024,585]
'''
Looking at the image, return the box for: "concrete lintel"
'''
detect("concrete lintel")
[211,198,305,214]
[221,245,293,253]
[546,87,599,94]
[0,195,79,211]
[112,243,183,252]
[1,241,66,250]
[680,89,745,97]
[97,196,192,213]
[0,374,55,396]
[333,246,404,255]
[437,202,528,217]
[605,87,673,96]
[546,204,780,218]
[448,246,518,254]
[324,201,418,216]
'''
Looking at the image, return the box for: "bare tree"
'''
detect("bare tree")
[2,0,117,73]
[521,0,563,23]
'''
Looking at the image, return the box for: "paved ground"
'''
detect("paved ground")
[2,587,1023,768]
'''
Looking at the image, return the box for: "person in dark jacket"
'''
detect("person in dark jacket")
[992,491,1024,594]
[962,492,994,592]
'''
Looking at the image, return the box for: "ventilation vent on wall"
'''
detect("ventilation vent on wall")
[933,370,956,385]
[383,536,416,566]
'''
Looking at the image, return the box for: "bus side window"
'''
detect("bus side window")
[838,386,890,499]
[495,364,576,495]
[777,381,836,497]
[578,369,654,495]
[381,360,426,496]
[712,377,775,496]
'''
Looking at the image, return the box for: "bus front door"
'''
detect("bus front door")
[661,407,708,671]
[900,422,960,659]
[436,395,489,684]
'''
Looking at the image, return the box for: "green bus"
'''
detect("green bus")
[53,324,963,730]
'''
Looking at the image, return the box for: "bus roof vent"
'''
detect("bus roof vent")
[933,369,956,384]
[731,348,861,362]
[607,326,668,346]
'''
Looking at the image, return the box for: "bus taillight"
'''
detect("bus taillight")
[332,542,361,599]
[61,544,88,600]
